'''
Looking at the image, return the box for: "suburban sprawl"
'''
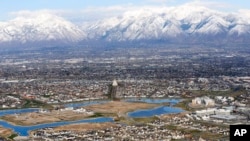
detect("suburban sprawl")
[0,46,249,140]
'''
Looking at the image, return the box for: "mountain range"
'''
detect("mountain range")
[0,5,250,47]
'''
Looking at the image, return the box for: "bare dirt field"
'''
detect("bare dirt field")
[2,110,92,126]
[85,101,158,116]
[0,126,13,138]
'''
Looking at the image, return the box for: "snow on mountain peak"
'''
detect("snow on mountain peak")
[83,5,250,41]
[0,5,250,46]
[0,12,85,44]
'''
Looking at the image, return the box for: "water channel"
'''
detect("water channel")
[0,98,183,136]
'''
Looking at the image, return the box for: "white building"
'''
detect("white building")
[195,108,231,116]
[191,96,215,107]
[195,108,216,116]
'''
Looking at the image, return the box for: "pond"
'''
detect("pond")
[128,106,183,118]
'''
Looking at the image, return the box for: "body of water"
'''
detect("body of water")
[0,117,113,136]
[0,108,39,117]
[0,98,183,136]
[128,106,183,118]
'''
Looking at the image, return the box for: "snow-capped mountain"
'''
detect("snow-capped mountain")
[0,5,250,47]
[84,5,250,43]
[0,13,85,46]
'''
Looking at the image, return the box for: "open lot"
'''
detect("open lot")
[0,126,13,138]
[2,109,92,126]
[85,101,158,116]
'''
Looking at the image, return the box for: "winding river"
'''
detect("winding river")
[0,98,183,136]
[0,117,113,136]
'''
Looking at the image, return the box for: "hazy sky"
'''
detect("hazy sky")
[0,0,249,21]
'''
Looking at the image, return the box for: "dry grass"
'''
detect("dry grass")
[2,110,93,126]
[0,126,13,138]
[85,101,158,115]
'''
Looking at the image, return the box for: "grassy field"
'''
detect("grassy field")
[133,116,159,124]
[22,99,53,109]
[8,134,18,140]
[175,99,193,111]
